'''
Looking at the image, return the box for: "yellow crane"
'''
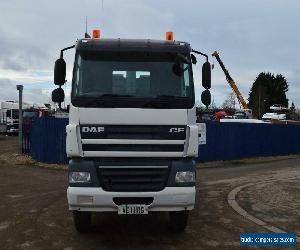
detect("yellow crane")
[212,51,249,110]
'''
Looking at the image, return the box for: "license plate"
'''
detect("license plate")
[118,204,148,215]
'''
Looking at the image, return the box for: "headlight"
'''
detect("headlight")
[175,171,195,183]
[69,172,91,183]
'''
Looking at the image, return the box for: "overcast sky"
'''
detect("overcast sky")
[0,0,299,107]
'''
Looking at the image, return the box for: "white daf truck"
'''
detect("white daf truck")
[52,30,211,232]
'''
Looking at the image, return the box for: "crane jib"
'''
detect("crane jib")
[212,51,248,110]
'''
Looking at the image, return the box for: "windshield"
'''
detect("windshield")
[6,110,19,119]
[72,51,194,109]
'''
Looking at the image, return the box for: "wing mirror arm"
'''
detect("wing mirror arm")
[191,49,209,62]
[60,45,75,59]
[58,102,69,113]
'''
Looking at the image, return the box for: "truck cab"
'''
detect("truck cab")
[0,101,28,135]
[52,32,211,232]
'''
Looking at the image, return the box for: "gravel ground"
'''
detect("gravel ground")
[238,178,300,234]
[0,136,299,250]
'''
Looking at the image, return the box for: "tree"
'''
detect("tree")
[222,92,236,110]
[195,100,204,108]
[290,102,296,113]
[248,72,289,118]
[209,96,218,110]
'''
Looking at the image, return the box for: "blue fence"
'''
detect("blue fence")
[23,117,68,164]
[23,118,300,164]
[198,122,300,162]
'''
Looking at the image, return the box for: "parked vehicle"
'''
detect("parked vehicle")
[224,115,234,119]
[197,111,215,121]
[269,104,288,112]
[262,112,286,121]
[233,109,252,119]
[214,111,227,120]
[23,109,40,126]
[51,30,211,232]
[220,118,265,123]
[262,105,289,121]
[0,101,31,135]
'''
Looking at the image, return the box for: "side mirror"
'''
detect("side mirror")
[202,61,211,89]
[201,89,211,108]
[52,87,65,103]
[54,58,66,85]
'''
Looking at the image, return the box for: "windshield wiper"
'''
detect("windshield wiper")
[93,94,133,98]
[142,95,191,108]
[156,95,189,99]
[75,94,133,98]
[73,94,134,107]
[72,96,107,106]
[151,95,191,101]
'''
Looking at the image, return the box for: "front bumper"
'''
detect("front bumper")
[67,186,195,212]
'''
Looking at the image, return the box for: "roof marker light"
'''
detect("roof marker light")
[92,29,101,39]
[166,31,174,41]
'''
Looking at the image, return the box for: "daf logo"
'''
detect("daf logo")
[82,126,105,133]
[169,128,185,133]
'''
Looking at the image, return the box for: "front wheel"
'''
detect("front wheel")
[73,211,92,233]
[169,210,189,232]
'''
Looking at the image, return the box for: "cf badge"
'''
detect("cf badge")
[169,128,185,133]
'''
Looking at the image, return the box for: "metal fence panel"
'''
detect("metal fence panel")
[198,122,300,162]
[29,117,68,164]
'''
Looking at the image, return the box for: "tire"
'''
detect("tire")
[169,210,189,232]
[73,211,92,233]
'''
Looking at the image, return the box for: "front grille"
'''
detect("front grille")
[97,166,169,192]
[8,124,18,129]
[80,125,186,140]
